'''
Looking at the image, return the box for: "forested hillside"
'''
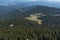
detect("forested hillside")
[0,6,60,40]
[0,16,60,40]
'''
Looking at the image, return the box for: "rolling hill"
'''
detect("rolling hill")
[5,6,60,18]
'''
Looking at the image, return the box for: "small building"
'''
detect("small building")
[26,39,29,40]
[10,24,14,27]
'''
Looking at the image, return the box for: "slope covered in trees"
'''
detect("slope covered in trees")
[0,6,60,40]
[0,16,60,40]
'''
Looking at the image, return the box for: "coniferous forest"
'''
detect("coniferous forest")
[0,6,60,40]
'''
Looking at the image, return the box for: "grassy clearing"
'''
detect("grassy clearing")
[25,14,42,24]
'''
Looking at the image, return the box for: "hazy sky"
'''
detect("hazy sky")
[0,0,60,6]
[29,0,60,2]
[0,0,60,2]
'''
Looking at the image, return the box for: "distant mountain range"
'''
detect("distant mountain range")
[0,1,60,8]
[0,5,59,18]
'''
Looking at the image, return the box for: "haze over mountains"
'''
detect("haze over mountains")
[0,0,60,18]
[0,0,60,8]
